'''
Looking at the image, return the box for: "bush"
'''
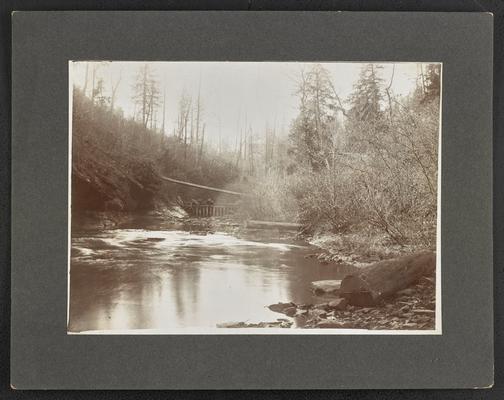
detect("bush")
[233,173,299,222]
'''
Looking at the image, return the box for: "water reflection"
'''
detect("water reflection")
[68,224,349,332]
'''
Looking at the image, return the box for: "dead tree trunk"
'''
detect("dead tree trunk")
[83,62,89,96]
[340,251,436,306]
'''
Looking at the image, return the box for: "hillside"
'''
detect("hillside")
[71,90,165,213]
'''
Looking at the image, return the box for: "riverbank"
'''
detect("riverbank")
[211,226,436,331]
[309,232,430,268]
[268,274,435,330]
[270,233,437,331]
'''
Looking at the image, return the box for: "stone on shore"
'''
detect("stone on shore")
[412,309,435,315]
[264,251,436,330]
[316,320,346,329]
[316,320,356,329]
[328,298,348,311]
[217,319,293,328]
[307,309,327,320]
[283,307,297,317]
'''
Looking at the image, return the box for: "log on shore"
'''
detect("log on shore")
[246,220,302,230]
[339,251,436,306]
[310,280,342,296]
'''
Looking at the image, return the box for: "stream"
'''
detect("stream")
[68,215,350,332]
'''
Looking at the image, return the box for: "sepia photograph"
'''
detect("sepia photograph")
[67,61,441,334]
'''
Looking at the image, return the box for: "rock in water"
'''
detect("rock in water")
[268,302,296,314]
[216,321,247,328]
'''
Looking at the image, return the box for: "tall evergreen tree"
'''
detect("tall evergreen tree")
[423,64,441,102]
[345,64,386,152]
[289,64,338,170]
[348,64,385,122]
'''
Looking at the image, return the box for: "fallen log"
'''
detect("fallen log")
[246,220,302,230]
[310,280,342,296]
[340,251,436,306]
[160,175,245,196]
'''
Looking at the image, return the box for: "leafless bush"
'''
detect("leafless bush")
[234,174,299,222]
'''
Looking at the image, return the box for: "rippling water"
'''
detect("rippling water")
[68,219,350,333]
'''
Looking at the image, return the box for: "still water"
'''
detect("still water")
[68,218,349,332]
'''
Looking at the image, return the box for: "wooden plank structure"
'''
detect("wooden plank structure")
[246,220,302,230]
[189,204,238,217]
[160,175,245,196]
[161,175,241,217]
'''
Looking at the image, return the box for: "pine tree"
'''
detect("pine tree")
[348,64,385,122]
[94,78,110,108]
[423,64,441,102]
[289,64,338,170]
[345,64,386,152]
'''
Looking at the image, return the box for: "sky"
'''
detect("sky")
[71,61,435,147]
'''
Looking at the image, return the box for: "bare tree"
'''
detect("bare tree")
[82,62,89,96]
[110,69,122,112]
[198,123,206,161]
[90,63,99,105]
[132,64,160,128]
[161,84,166,136]
[195,80,202,145]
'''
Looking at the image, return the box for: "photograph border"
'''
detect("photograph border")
[67,60,443,336]
[11,11,492,389]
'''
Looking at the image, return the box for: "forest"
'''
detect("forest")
[72,62,440,251]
